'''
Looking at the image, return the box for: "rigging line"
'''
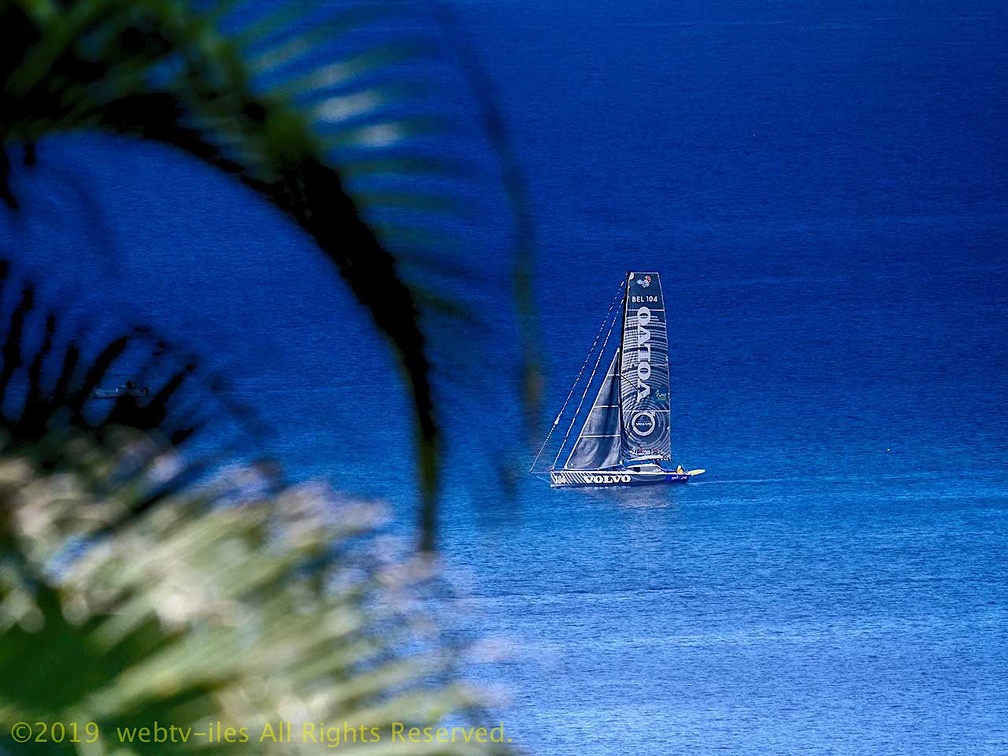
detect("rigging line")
[615,274,629,465]
[555,292,624,470]
[529,281,625,472]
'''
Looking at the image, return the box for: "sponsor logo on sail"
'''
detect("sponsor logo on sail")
[630,410,656,436]
[634,306,652,402]
[636,275,651,288]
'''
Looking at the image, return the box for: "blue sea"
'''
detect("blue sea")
[3,0,1007,754]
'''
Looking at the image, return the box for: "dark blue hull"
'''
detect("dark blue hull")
[550,470,690,487]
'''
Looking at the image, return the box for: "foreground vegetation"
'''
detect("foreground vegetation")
[0,431,513,754]
[1,0,531,752]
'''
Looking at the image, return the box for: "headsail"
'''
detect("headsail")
[564,351,622,470]
[619,272,671,462]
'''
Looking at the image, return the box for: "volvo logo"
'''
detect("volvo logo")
[586,474,632,484]
[630,411,656,437]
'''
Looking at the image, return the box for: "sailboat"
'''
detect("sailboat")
[531,271,704,487]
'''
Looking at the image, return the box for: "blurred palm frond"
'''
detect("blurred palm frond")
[0,256,262,468]
[0,429,517,755]
[0,0,540,546]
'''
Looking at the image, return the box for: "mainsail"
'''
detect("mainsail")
[618,272,671,462]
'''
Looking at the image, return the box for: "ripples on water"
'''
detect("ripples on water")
[447,470,1007,755]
